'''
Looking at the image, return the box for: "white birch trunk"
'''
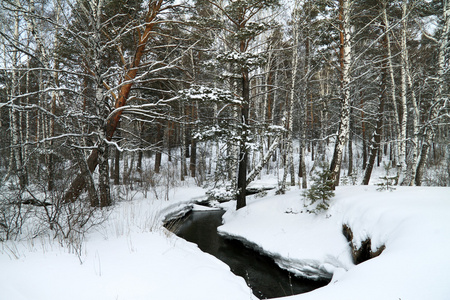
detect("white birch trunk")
[330,0,352,186]
[403,48,420,185]
[9,5,27,189]
[415,0,450,185]
[282,1,300,189]
[398,0,408,183]
[262,46,272,175]
[89,0,110,206]
[382,2,401,167]
[246,126,284,185]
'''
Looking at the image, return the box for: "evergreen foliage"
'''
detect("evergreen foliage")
[376,162,398,192]
[303,163,335,213]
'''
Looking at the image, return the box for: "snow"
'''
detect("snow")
[219,184,450,300]
[0,184,256,300]
[1,178,450,299]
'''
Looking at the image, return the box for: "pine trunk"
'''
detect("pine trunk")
[63,0,164,203]
[190,103,197,178]
[236,65,250,210]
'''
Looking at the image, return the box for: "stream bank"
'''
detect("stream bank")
[166,208,329,299]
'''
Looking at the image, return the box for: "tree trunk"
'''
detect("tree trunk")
[190,139,197,177]
[415,0,449,185]
[347,133,353,176]
[361,96,367,169]
[330,0,352,188]
[299,146,307,189]
[98,139,111,207]
[113,146,120,185]
[397,0,408,182]
[383,1,401,174]
[155,124,163,174]
[190,103,197,177]
[63,0,164,203]
[282,0,300,190]
[362,58,386,185]
[72,148,98,206]
[236,65,250,210]
[415,141,429,186]
[48,2,61,192]
[180,105,186,181]
[247,129,283,185]
[10,8,27,190]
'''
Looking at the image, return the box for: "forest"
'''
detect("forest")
[0,0,449,242]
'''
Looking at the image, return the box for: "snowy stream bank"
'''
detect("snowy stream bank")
[218,185,450,300]
[168,208,328,299]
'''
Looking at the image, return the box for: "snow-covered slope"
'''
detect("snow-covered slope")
[218,185,450,300]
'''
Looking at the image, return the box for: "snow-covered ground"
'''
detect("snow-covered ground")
[219,184,450,300]
[0,184,256,300]
[1,178,449,299]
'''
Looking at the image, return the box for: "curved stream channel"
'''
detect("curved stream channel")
[166,209,329,299]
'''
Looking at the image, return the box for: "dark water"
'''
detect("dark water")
[167,209,328,299]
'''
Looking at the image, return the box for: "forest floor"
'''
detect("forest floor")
[1,173,449,299]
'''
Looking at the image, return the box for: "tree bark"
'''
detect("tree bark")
[361,96,367,169]
[98,139,111,207]
[63,0,164,203]
[236,65,250,210]
[113,146,120,185]
[155,124,163,174]
[246,130,283,185]
[415,0,449,186]
[383,1,401,174]
[330,0,352,188]
[180,105,186,181]
[282,0,301,190]
[347,115,353,176]
[10,7,27,189]
[190,103,197,177]
[362,57,386,185]
[398,0,408,182]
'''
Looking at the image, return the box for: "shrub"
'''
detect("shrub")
[302,163,335,213]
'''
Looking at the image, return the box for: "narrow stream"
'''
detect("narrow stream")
[166,209,329,299]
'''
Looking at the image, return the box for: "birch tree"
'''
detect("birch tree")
[281,0,300,191]
[415,0,450,185]
[329,0,352,187]
[398,0,409,183]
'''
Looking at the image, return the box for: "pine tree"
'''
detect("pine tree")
[303,163,335,213]
[376,162,398,192]
[205,0,280,210]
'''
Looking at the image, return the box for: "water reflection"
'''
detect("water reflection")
[169,210,328,299]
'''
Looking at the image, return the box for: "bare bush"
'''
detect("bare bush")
[423,163,450,187]
[0,180,108,256]
[134,161,179,201]
[30,185,108,254]
[0,190,29,241]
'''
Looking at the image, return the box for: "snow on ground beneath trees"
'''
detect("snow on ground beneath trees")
[218,184,450,300]
[1,179,449,300]
[0,183,257,300]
